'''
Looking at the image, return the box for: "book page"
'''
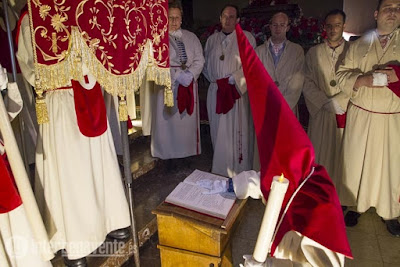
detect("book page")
[184,169,228,186]
[165,182,235,219]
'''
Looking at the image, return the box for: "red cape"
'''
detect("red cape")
[235,24,352,258]
[0,152,22,214]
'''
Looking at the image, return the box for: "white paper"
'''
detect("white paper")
[165,170,235,219]
[184,169,228,185]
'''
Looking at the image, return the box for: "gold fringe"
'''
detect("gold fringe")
[35,92,49,124]
[34,27,171,101]
[118,97,128,122]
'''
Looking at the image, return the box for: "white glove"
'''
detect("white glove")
[176,71,193,87]
[0,65,8,90]
[196,179,228,195]
[228,74,235,85]
[322,99,345,115]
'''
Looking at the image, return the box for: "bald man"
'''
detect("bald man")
[256,12,304,113]
[253,12,305,170]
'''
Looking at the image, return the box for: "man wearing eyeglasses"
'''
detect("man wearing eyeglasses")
[337,0,400,236]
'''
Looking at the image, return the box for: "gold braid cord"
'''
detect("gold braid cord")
[28,0,172,123]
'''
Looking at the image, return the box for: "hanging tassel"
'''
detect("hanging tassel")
[118,96,128,121]
[35,91,49,124]
[164,86,174,107]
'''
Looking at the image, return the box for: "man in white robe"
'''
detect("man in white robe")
[16,15,131,265]
[0,65,53,267]
[151,2,204,159]
[203,4,255,178]
[255,12,304,114]
[303,10,350,187]
[253,12,304,171]
[1,7,37,167]
[336,0,400,236]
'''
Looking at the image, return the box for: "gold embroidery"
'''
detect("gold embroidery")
[39,5,51,19]
[29,0,173,123]
[51,32,58,53]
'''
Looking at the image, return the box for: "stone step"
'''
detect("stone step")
[128,136,158,180]
[87,218,158,267]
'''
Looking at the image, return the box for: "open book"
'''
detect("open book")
[165,169,236,220]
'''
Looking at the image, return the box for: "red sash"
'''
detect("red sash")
[336,113,347,128]
[216,77,241,114]
[388,65,400,98]
[177,82,194,115]
[0,153,22,214]
[71,80,107,137]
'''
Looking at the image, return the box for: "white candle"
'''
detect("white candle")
[252,174,289,263]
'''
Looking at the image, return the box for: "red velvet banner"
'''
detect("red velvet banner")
[29,0,169,73]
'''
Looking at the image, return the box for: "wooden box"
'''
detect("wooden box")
[157,243,232,267]
[152,199,246,265]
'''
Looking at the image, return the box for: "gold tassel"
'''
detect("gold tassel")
[128,127,135,135]
[164,87,174,107]
[35,92,49,124]
[118,96,128,121]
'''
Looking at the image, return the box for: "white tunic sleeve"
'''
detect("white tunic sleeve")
[16,15,35,87]
[303,47,330,117]
[284,45,304,110]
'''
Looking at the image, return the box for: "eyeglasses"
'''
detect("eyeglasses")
[381,6,400,14]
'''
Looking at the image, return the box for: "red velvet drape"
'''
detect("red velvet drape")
[235,24,352,258]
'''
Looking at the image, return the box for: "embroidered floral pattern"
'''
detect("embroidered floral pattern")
[28,0,171,102]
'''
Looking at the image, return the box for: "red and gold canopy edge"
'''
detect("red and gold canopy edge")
[28,0,172,123]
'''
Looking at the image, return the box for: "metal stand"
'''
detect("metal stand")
[120,120,140,267]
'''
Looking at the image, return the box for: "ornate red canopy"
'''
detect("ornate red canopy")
[28,0,172,122]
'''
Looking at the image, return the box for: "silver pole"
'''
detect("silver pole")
[120,120,140,267]
[2,0,17,82]
[2,0,29,174]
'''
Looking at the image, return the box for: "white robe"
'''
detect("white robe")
[203,30,255,178]
[1,16,38,166]
[0,206,53,267]
[255,40,304,112]
[17,18,131,259]
[0,82,52,267]
[303,42,350,187]
[336,29,400,220]
[151,29,204,159]
[233,171,345,267]
[253,40,304,171]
